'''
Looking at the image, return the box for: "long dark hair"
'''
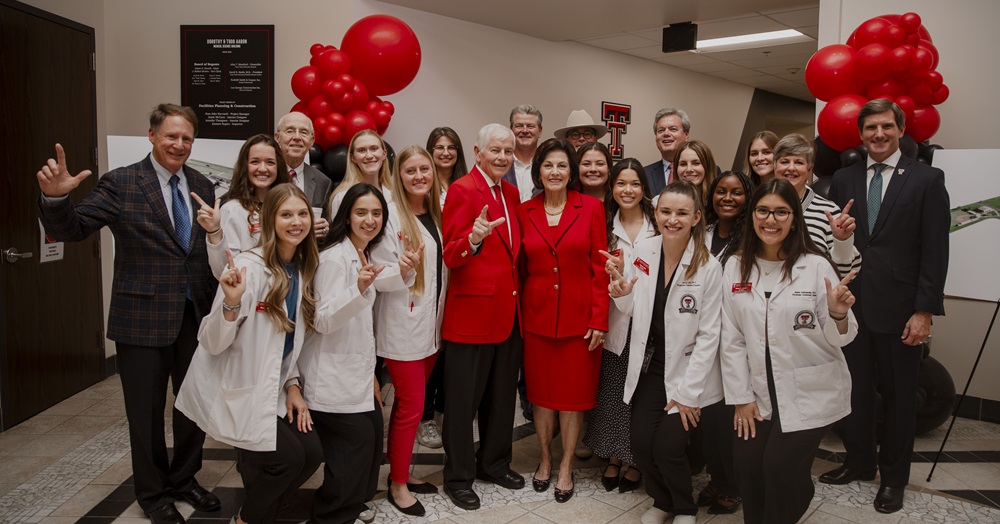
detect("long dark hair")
[705,170,754,265]
[737,178,829,283]
[744,130,778,186]
[326,183,389,250]
[425,126,468,184]
[229,134,290,212]
[604,158,657,251]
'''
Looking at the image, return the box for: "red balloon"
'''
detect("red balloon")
[888,45,913,73]
[917,25,932,42]
[324,125,343,147]
[898,12,922,33]
[373,109,392,128]
[310,43,326,56]
[856,43,891,81]
[846,31,858,49]
[307,95,332,119]
[351,82,370,108]
[291,66,322,101]
[316,49,352,80]
[906,33,921,46]
[895,95,917,122]
[854,18,892,48]
[365,101,380,114]
[917,40,939,70]
[817,94,868,151]
[290,100,309,115]
[907,106,940,142]
[336,73,356,90]
[343,109,377,142]
[878,14,901,25]
[328,112,347,129]
[805,45,863,102]
[332,92,355,112]
[930,85,950,105]
[910,84,933,106]
[911,47,934,73]
[341,14,422,96]
[880,25,906,48]
[381,101,395,116]
[322,80,346,100]
[922,70,944,90]
[313,116,330,133]
[866,78,905,100]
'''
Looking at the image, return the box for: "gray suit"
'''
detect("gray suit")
[302,163,333,212]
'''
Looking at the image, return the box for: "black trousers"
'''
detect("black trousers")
[733,404,828,524]
[701,400,739,497]
[422,348,446,421]
[236,416,323,524]
[629,372,697,516]
[117,300,204,511]
[311,402,383,524]
[839,315,921,487]
[442,324,522,490]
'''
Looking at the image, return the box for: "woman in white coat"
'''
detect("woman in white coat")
[609,181,724,524]
[176,184,323,524]
[721,178,858,524]
[376,146,449,516]
[299,183,404,524]
[198,134,292,278]
[585,158,657,493]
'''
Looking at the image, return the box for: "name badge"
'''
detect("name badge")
[248,223,261,234]
[610,249,622,258]
[256,302,269,313]
[732,282,752,293]
[634,257,650,275]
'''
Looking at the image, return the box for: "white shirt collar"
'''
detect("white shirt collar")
[149,154,180,187]
[867,149,903,171]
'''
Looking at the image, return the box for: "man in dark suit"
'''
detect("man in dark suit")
[275,111,333,242]
[37,104,221,524]
[440,123,525,510]
[822,99,949,514]
[502,104,543,204]
[644,107,690,196]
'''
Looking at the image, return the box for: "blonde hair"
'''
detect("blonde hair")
[389,146,443,295]
[333,129,393,196]
[657,181,710,280]
[255,184,318,333]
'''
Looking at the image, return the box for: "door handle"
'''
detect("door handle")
[3,248,34,263]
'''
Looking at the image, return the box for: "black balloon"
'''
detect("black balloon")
[308,144,324,167]
[914,355,956,435]
[813,136,842,177]
[918,142,944,164]
[900,134,919,159]
[810,174,832,199]
[323,144,349,187]
[840,148,863,167]
[384,141,396,171]
[855,143,867,160]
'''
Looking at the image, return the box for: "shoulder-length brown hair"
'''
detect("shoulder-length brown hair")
[672,140,716,208]
[230,134,290,213]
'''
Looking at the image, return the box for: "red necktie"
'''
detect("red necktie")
[289,169,297,180]
[492,185,509,242]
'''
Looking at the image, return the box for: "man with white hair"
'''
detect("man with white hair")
[275,112,332,240]
[440,124,525,510]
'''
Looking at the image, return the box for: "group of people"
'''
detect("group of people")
[35,97,948,524]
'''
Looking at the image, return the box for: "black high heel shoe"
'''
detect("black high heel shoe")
[532,464,550,492]
[618,465,642,494]
[601,462,621,492]
[554,473,574,503]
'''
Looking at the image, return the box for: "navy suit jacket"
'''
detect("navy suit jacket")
[645,160,668,197]
[828,154,949,334]
[38,155,217,347]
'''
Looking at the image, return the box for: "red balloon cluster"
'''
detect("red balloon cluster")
[288,15,420,150]
[806,12,948,151]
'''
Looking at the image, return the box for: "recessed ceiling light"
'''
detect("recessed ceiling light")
[693,29,812,53]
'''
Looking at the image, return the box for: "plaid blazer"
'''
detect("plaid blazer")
[38,155,217,347]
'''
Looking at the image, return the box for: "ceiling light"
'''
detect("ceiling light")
[693,29,812,53]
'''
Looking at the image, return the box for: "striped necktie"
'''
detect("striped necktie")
[867,163,887,235]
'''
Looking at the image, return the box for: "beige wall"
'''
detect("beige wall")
[820,0,1000,402]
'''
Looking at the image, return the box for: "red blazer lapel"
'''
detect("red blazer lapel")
[472,166,514,256]
[553,191,584,246]
[524,196,555,251]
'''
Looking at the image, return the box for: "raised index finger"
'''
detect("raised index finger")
[225,248,236,269]
[598,249,615,261]
[841,199,854,216]
[479,205,490,220]
[190,192,210,209]
[357,248,369,267]
[839,269,857,288]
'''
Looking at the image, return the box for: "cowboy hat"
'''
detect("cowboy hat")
[553,110,609,140]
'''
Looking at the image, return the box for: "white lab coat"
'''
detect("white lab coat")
[720,254,858,433]
[614,237,724,410]
[373,212,449,361]
[175,249,304,452]
[207,200,260,278]
[330,186,410,293]
[604,213,657,356]
[299,240,377,414]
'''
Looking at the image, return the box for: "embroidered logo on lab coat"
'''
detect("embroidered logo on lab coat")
[793,310,816,330]
[679,294,698,314]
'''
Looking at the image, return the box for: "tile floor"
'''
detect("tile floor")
[1,375,999,523]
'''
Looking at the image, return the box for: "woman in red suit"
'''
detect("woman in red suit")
[516,138,609,503]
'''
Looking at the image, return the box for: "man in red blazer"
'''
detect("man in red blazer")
[440,123,524,510]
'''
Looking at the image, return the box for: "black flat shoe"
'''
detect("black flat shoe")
[554,473,574,503]
[387,479,438,494]
[874,485,905,514]
[532,464,551,492]
[618,466,641,494]
[819,465,877,485]
[387,488,426,517]
[601,463,621,492]
[708,494,742,515]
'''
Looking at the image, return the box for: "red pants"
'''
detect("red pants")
[384,354,437,484]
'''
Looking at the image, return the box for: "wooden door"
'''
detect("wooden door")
[0,0,103,430]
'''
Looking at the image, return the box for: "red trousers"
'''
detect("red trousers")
[384,354,437,484]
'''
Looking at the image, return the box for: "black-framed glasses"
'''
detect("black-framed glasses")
[753,207,793,222]
[566,129,596,140]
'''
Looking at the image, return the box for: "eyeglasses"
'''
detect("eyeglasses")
[433,145,458,153]
[753,207,793,222]
[566,129,596,140]
[280,127,313,138]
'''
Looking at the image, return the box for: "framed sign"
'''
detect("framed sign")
[181,25,274,139]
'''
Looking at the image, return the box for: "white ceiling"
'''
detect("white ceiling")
[379,0,820,101]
